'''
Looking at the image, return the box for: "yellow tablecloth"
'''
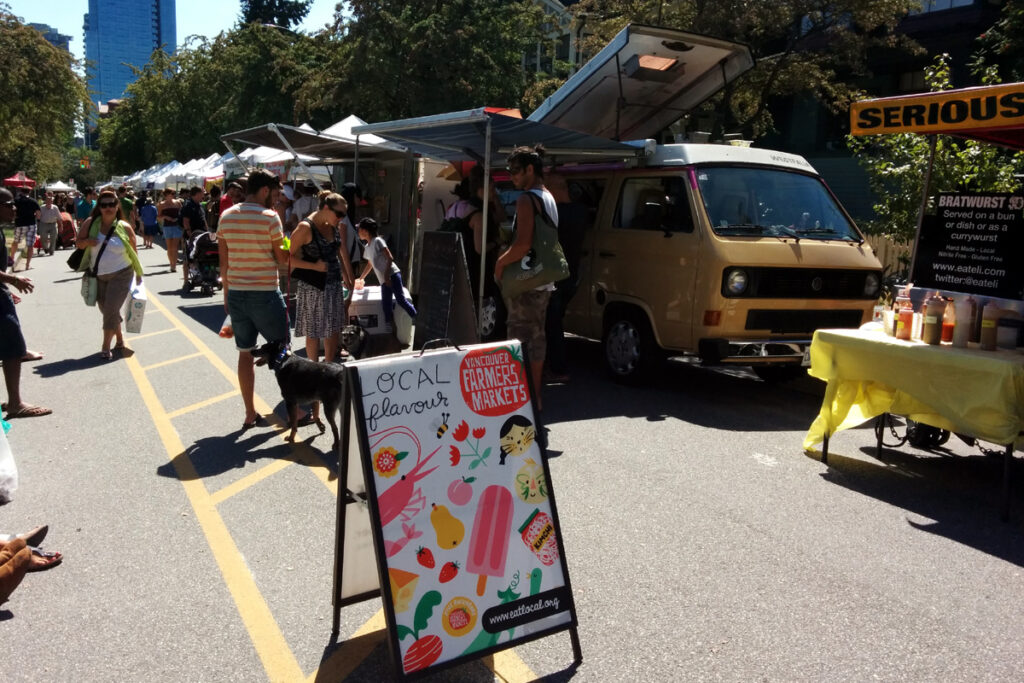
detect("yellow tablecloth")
[803,327,1024,451]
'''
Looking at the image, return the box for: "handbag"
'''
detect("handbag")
[289,236,328,289]
[66,247,85,270]
[80,221,118,306]
[500,191,569,300]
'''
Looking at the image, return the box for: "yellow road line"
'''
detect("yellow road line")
[209,459,294,506]
[128,327,176,341]
[165,390,240,419]
[137,291,537,682]
[142,351,204,371]
[122,336,304,682]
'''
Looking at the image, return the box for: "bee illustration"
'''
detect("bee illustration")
[434,412,451,439]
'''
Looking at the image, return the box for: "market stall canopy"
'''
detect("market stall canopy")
[44,180,74,192]
[221,119,403,162]
[527,24,754,141]
[352,107,650,164]
[3,172,35,189]
[850,82,1024,149]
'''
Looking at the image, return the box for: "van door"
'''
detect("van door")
[592,173,701,350]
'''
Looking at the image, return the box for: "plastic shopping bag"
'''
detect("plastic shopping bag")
[0,422,18,504]
[124,280,147,334]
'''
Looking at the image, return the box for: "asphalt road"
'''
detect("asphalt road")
[4,242,1024,682]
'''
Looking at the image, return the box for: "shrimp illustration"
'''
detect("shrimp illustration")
[372,426,441,527]
[384,522,422,558]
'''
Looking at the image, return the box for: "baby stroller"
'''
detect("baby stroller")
[183,230,222,296]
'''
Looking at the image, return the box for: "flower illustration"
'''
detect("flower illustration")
[373,446,407,478]
[452,420,469,442]
[472,427,486,439]
[449,445,461,466]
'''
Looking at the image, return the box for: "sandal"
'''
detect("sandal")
[27,546,62,572]
[100,350,112,360]
[21,350,43,362]
[19,525,48,547]
[5,404,52,419]
[241,415,267,430]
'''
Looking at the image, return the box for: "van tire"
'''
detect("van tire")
[752,365,805,383]
[603,310,660,384]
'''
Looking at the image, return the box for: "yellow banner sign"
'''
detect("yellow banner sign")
[850,83,1024,136]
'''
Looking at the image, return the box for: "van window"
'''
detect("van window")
[696,166,861,241]
[614,176,694,233]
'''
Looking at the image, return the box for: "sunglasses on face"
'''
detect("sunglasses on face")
[99,201,118,208]
[328,205,346,217]
[0,200,14,207]
[507,166,524,175]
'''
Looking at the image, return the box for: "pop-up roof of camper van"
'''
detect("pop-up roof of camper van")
[528,24,754,141]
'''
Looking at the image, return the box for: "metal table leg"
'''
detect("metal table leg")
[1001,442,1013,522]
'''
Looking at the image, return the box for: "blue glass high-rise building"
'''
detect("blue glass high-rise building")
[84,0,176,106]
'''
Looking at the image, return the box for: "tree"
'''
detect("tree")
[0,4,90,181]
[571,0,922,139]
[973,0,1024,82]
[99,24,328,172]
[846,55,1024,249]
[240,0,313,29]
[294,0,550,125]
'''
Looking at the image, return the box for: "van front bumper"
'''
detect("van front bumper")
[698,338,811,366]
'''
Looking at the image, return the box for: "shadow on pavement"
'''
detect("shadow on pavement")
[31,353,125,377]
[541,336,826,433]
[156,422,338,482]
[173,300,226,334]
[818,445,1024,567]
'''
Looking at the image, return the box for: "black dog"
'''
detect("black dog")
[252,341,345,449]
[340,323,369,360]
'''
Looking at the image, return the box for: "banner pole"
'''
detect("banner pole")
[908,134,937,281]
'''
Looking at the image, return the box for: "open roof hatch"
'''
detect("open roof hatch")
[527,24,754,141]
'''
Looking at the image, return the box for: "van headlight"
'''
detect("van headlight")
[726,269,748,295]
[863,272,880,298]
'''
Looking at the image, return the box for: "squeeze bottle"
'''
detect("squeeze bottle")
[922,292,945,345]
[941,299,955,343]
[980,302,1001,351]
[895,294,913,340]
[952,297,972,348]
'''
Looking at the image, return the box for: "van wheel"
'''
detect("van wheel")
[752,365,804,383]
[603,311,659,384]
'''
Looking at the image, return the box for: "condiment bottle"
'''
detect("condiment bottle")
[980,302,1001,351]
[895,294,913,340]
[941,299,955,343]
[922,292,945,345]
[997,312,1021,350]
[952,297,973,348]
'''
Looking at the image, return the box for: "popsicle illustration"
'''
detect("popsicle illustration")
[467,485,515,596]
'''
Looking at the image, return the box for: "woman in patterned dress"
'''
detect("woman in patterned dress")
[289,191,355,369]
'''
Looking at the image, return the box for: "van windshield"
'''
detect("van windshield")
[695,166,862,242]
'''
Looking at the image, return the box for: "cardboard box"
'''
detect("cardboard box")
[124,282,147,334]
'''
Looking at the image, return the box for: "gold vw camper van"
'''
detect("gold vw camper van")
[529,26,882,382]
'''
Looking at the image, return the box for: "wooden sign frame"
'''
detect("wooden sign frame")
[332,341,581,679]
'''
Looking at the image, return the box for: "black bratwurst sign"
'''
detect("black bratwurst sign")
[912,192,1024,300]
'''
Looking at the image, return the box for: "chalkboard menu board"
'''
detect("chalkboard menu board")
[912,192,1024,300]
[414,231,478,349]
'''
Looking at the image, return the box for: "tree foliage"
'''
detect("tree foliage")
[846,55,1024,248]
[973,0,1024,82]
[0,4,90,181]
[240,0,313,29]
[294,0,550,125]
[571,0,921,138]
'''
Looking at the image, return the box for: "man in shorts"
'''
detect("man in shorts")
[218,169,290,429]
[11,188,39,271]
[0,188,50,419]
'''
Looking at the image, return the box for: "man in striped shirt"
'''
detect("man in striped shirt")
[218,169,290,429]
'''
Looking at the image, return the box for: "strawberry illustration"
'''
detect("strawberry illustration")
[416,546,435,569]
[439,561,459,583]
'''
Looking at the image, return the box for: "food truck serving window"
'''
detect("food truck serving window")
[696,166,861,242]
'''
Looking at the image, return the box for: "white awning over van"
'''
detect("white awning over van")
[528,24,754,141]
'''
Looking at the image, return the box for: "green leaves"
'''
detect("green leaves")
[412,590,442,638]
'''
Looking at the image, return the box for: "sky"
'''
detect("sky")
[6,0,342,63]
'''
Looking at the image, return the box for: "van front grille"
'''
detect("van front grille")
[745,309,864,333]
[723,267,879,299]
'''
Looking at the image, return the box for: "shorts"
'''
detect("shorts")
[163,225,183,239]
[227,288,290,352]
[144,224,160,236]
[505,289,551,363]
[0,289,27,361]
[13,224,36,245]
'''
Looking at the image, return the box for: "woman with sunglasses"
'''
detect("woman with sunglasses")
[75,189,143,359]
[289,192,355,373]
